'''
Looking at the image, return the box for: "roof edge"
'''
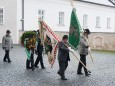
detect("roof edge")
[75,0,115,8]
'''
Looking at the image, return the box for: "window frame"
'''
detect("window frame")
[107,17,111,29]
[58,11,64,26]
[83,14,88,28]
[96,16,101,28]
[38,9,45,20]
[0,8,4,25]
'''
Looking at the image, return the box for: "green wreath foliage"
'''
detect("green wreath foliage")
[21,31,37,46]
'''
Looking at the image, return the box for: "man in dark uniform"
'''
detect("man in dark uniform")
[57,35,70,80]
[34,34,45,69]
[77,29,91,76]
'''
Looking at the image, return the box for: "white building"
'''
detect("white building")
[0,0,115,44]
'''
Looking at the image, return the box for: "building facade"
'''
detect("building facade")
[23,0,115,32]
[0,0,18,44]
[0,0,115,51]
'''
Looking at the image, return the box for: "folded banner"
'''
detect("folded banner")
[39,20,60,67]
[69,8,81,49]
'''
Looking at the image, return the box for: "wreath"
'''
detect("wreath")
[21,31,37,50]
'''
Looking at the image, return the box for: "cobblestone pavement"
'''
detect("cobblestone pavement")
[0,45,115,86]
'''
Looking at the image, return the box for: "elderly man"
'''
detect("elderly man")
[2,30,13,63]
[77,29,91,77]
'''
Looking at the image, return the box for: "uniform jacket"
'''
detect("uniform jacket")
[2,35,13,50]
[37,38,43,53]
[58,41,70,61]
[78,35,89,55]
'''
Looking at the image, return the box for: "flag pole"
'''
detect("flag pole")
[38,18,42,40]
[69,0,91,72]
[38,18,44,45]
[71,0,74,7]
[83,29,94,63]
[86,37,94,63]
[71,51,91,73]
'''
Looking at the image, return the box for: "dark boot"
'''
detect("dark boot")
[85,73,91,77]
[26,59,31,69]
[34,56,39,67]
[40,59,45,69]
[3,52,7,62]
[7,57,11,63]
[41,62,45,69]
[57,71,62,77]
[61,76,67,80]
[77,72,84,75]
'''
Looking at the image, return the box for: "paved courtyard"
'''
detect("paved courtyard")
[0,44,115,86]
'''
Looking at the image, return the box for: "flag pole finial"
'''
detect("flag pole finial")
[71,0,75,8]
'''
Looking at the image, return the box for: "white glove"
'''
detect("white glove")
[88,47,91,52]
[68,47,71,50]
[68,47,74,52]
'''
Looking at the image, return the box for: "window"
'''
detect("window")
[0,8,3,25]
[107,17,111,28]
[59,12,64,25]
[38,10,45,20]
[96,16,100,28]
[83,15,88,28]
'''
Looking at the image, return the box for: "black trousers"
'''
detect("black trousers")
[26,53,34,69]
[58,60,68,78]
[77,54,88,75]
[3,50,11,62]
[34,52,44,68]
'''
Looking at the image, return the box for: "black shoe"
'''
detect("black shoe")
[77,73,84,75]
[35,66,39,68]
[41,67,45,69]
[3,60,7,62]
[32,67,35,71]
[57,72,62,76]
[85,73,91,77]
[8,61,12,63]
[26,67,32,69]
[61,77,67,80]
[88,71,91,74]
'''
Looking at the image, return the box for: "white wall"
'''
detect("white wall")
[0,0,18,44]
[74,1,115,32]
[24,0,72,32]
[23,0,115,33]
[17,0,22,31]
[0,0,114,44]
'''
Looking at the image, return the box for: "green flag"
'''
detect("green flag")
[69,8,81,49]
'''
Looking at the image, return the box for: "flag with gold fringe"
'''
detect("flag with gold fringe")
[39,19,60,67]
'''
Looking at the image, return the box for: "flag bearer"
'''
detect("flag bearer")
[77,29,91,76]
[57,35,70,80]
